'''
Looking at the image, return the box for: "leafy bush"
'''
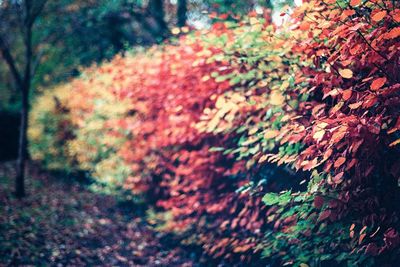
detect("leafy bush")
[30,0,400,265]
[29,84,73,170]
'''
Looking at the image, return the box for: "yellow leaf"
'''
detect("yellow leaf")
[171,27,180,35]
[215,96,226,108]
[270,91,285,105]
[280,81,290,90]
[348,101,362,109]
[264,130,280,139]
[339,68,353,79]
[259,154,269,163]
[313,130,325,142]
[248,127,258,135]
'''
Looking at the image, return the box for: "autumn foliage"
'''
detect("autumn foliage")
[30,0,400,265]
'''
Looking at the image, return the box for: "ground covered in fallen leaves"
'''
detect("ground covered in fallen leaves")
[0,162,196,266]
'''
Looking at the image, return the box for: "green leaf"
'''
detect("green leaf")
[262,193,280,206]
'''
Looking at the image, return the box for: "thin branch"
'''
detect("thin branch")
[356,29,390,62]
[31,48,45,77]
[0,34,22,87]
[30,0,48,25]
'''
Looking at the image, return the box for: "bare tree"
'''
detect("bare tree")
[0,0,47,198]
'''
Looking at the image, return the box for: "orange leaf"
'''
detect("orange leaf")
[389,138,400,147]
[343,9,355,17]
[342,89,352,100]
[350,0,362,7]
[334,157,346,168]
[393,9,400,22]
[331,130,346,143]
[372,10,387,22]
[323,148,333,161]
[339,68,353,79]
[359,233,366,244]
[384,27,400,40]
[299,21,310,31]
[350,44,361,55]
[370,77,387,91]
[350,230,355,238]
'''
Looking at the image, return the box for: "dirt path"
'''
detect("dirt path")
[0,162,195,266]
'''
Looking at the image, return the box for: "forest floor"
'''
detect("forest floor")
[0,162,196,266]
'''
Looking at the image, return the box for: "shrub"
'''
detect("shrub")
[29,84,73,170]
[30,0,400,265]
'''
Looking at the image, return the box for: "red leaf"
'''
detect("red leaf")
[334,157,346,168]
[314,196,324,209]
[370,77,387,91]
[318,210,331,221]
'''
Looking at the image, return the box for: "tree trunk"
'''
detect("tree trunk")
[177,0,187,27]
[265,0,273,10]
[15,4,33,198]
[15,86,29,198]
[148,0,168,38]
